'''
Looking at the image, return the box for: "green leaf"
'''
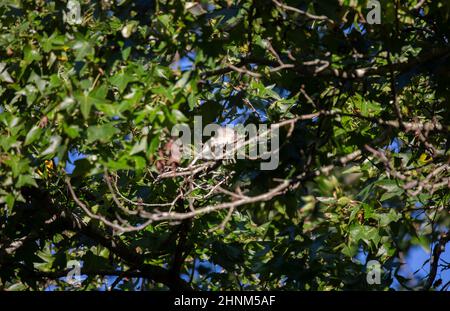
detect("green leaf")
[71,158,93,177]
[110,72,134,94]
[23,45,42,64]
[63,124,80,139]
[5,193,15,211]
[24,125,42,146]
[87,124,120,143]
[16,174,38,188]
[0,63,14,83]
[378,210,402,226]
[76,91,106,120]
[349,224,381,246]
[130,137,147,155]
[148,135,160,157]
[72,40,94,61]
[341,243,358,257]
[41,135,62,156]
[122,46,132,60]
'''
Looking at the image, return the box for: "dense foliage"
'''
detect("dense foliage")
[0,0,449,291]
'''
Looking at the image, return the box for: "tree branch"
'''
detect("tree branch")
[423,232,450,290]
[201,47,450,80]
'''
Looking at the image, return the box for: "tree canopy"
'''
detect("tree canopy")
[0,0,449,291]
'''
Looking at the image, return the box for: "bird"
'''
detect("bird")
[191,126,240,165]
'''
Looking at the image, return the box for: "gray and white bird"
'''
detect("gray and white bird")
[191,127,241,165]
